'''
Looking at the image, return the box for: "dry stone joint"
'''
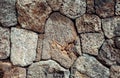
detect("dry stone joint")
[0,0,120,78]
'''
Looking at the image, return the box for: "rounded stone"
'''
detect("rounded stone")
[60,0,86,19]
[42,12,81,68]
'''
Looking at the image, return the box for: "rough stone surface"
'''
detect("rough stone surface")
[95,0,114,18]
[11,27,38,66]
[60,0,86,19]
[87,0,95,13]
[0,27,10,59]
[3,67,26,78]
[115,0,120,15]
[110,65,120,78]
[98,39,120,66]
[72,54,110,78]
[0,62,12,78]
[36,34,44,61]
[47,0,63,11]
[102,17,120,38]
[70,66,90,78]
[27,60,70,78]
[42,12,80,68]
[0,0,17,27]
[17,0,52,33]
[114,37,120,49]
[81,33,104,55]
[76,14,101,33]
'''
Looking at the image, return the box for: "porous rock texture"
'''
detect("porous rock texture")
[0,27,10,59]
[0,0,17,27]
[1,0,120,78]
[17,0,52,33]
[11,27,38,66]
[72,54,110,78]
[42,12,81,68]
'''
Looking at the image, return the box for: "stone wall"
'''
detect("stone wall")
[0,0,120,78]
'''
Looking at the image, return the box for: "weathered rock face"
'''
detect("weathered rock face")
[115,0,120,15]
[3,67,26,78]
[0,62,12,78]
[81,33,104,55]
[86,0,95,13]
[102,17,120,38]
[114,37,120,49]
[0,27,10,59]
[0,0,17,27]
[42,12,80,68]
[17,0,52,33]
[27,60,70,78]
[95,0,114,18]
[110,65,120,78]
[72,54,110,78]
[47,0,63,11]
[36,34,44,62]
[60,0,86,19]
[98,39,120,66]
[76,14,101,33]
[11,27,38,66]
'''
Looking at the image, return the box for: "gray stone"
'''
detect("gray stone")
[76,14,101,33]
[114,37,120,49]
[115,0,120,15]
[17,0,52,33]
[102,16,120,38]
[81,33,104,56]
[95,0,115,18]
[47,0,63,11]
[0,27,10,59]
[42,12,80,68]
[98,39,120,66]
[60,0,86,19]
[3,67,26,78]
[73,54,110,78]
[11,27,38,66]
[35,34,44,61]
[27,60,70,78]
[110,65,120,78]
[0,0,17,27]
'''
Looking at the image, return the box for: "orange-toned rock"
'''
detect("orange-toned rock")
[42,12,81,68]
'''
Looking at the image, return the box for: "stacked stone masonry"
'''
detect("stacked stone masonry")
[0,0,120,78]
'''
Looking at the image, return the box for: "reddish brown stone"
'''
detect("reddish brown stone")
[17,0,52,33]
[76,14,101,33]
[110,66,120,78]
[95,0,115,18]
[3,67,26,78]
[87,0,95,13]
